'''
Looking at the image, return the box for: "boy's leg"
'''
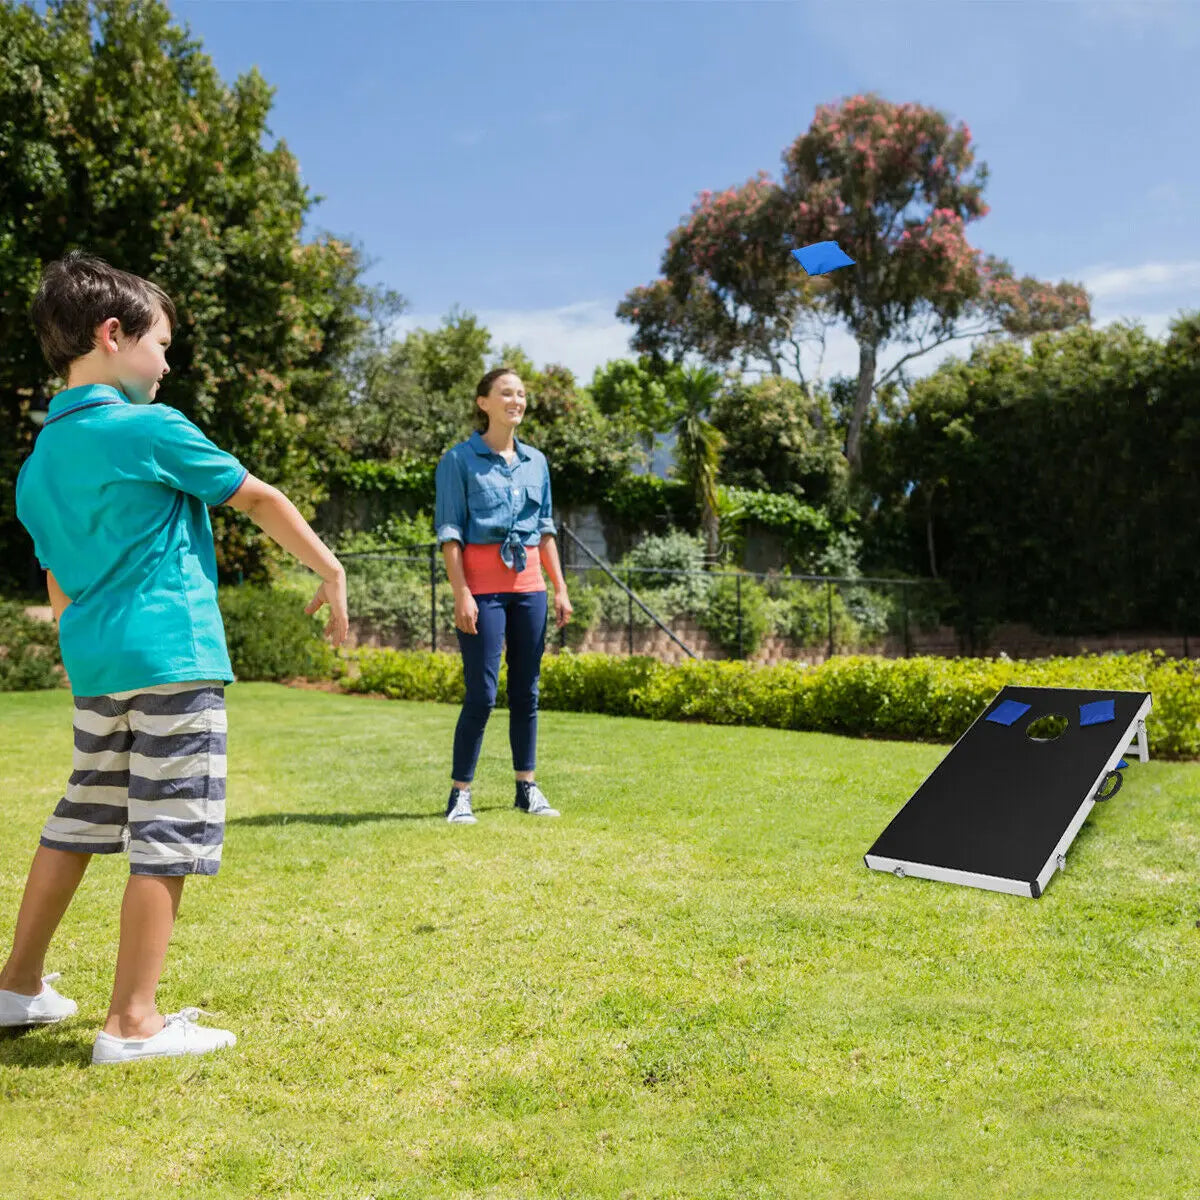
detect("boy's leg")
[0,846,91,994]
[102,683,227,1043]
[451,595,506,787]
[2,692,132,995]
[103,875,184,1038]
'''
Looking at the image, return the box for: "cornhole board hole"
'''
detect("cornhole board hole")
[864,687,1152,898]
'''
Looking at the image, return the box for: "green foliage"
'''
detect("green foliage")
[599,475,695,532]
[875,319,1200,637]
[518,363,638,506]
[349,647,468,703]
[318,461,436,536]
[710,375,847,504]
[558,581,600,651]
[338,307,490,463]
[348,647,1200,758]
[771,581,860,650]
[698,573,772,656]
[620,530,706,588]
[342,553,454,649]
[589,357,684,446]
[218,586,338,681]
[720,486,834,569]
[0,600,61,690]
[0,0,373,585]
[671,366,725,556]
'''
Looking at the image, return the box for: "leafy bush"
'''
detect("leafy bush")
[599,475,694,532]
[699,573,772,656]
[557,582,601,651]
[771,580,860,650]
[721,486,834,568]
[219,586,339,681]
[343,555,455,648]
[349,648,469,703]
[621,530,707,590]
[345,647,1200,758]
[0,601,62,691]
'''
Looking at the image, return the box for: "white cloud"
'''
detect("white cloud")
[1083,260,1200,301]
[393,300,636,383]
[391,275,1193,398]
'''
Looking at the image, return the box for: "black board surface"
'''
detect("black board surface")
[865,686,1150,895]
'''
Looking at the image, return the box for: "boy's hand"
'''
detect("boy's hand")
[305,569,349,646]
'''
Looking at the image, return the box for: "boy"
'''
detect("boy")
[0,251,348,1063]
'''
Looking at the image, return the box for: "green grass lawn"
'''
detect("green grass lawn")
[1,684,1198,1199]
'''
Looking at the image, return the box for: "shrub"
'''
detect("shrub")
[0,601,62,691]
[699,573,772,656]
[343,647,1200,759]
[771,580,860,650]
[556,582,601,651]
[219,586,339,681]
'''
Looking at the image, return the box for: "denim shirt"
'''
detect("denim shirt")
[434,431,556,572]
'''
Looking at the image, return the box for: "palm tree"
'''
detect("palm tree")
[672,366,725,559]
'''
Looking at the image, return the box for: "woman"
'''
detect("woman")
[433,367,573,824]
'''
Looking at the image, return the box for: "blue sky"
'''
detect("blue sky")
[174,0,1200,383]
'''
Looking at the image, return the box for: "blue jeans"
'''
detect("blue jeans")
[452,591,547,783]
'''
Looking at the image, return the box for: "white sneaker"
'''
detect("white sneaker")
[92,1007,236,1064]
[0,973,78,1026]
[516,783,560,817]
[446,787,477,824]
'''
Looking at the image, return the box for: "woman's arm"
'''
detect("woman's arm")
[442,540,478,634]
[539,536,573,628]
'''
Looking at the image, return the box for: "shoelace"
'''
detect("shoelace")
[165,1006,212,1029]
[42,972,62,986]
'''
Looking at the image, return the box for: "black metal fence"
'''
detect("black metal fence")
[339,530,935,661]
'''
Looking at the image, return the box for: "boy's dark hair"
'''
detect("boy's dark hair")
[30,251,177,376]
[474,365,521,430]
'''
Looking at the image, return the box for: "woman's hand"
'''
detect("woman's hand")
[554,587,573,629]
[454,590,479,635]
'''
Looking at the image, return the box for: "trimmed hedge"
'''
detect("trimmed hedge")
[345,648,1200,758]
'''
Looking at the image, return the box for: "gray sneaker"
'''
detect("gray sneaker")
[515,783,560,817]
[446,787,477,824]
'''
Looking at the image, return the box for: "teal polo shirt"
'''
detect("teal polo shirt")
[15,384,248,696]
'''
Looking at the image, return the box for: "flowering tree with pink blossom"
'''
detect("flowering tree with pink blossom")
[617,95,1090,474]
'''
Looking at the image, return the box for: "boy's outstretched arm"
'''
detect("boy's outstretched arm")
[224,475,349,645]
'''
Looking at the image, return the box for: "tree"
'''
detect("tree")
[617,94,1090,474]
[515,362,637,508]
[873,320,1200,639]
[671,367,725,558]
[709,374,846,505]
[0,0,371,584]
[342,307,492,462]
[589,356,685,456]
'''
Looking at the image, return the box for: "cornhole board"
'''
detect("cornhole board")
[864,686,1152,898]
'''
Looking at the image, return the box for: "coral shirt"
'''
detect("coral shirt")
[462,543,545,594]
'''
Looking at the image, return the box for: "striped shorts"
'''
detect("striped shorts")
[40,681,227,877]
